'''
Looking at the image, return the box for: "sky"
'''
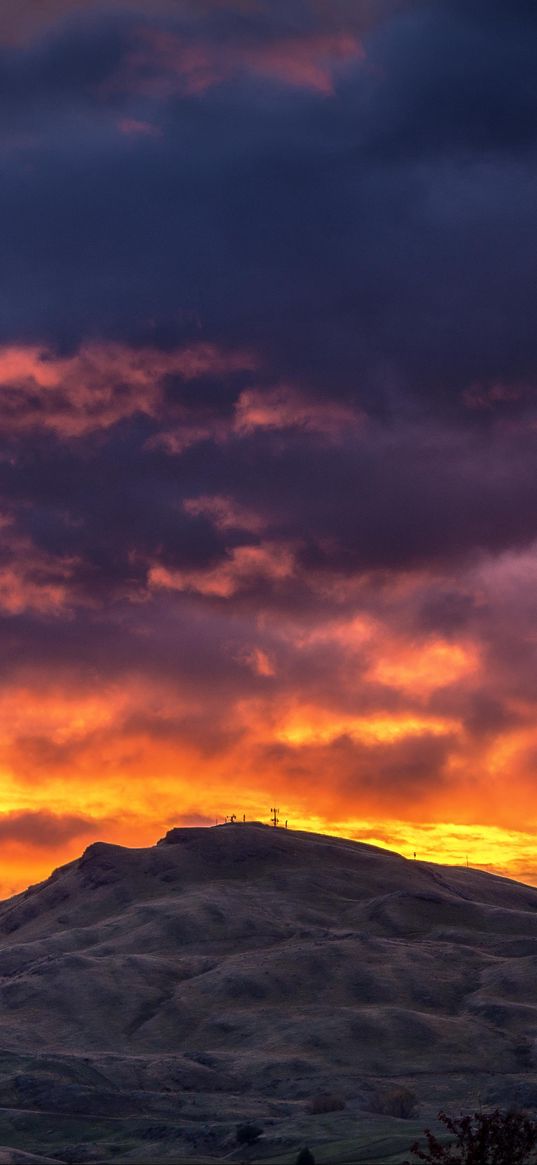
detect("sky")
[1,0,537,892]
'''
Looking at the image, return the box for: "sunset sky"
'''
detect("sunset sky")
[1,0,537,893]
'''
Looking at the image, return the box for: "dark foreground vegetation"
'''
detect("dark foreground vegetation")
[405,1109,537,1165]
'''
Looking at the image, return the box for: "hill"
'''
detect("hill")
[0,823,535,1162]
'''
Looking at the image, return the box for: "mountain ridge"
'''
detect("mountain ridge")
[0,824,535,1162]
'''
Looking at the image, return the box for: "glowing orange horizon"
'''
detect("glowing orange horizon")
[1,508,536,897]
[1,810,536,903]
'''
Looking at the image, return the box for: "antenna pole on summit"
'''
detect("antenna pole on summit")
[270,807,279,828]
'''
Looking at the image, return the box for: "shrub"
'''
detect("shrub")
[307,1093,345,1115]
[236,1123,263,1146]
[296,1150,315,1165]
[372,1084,417,1119]
[405,1108,537,1164]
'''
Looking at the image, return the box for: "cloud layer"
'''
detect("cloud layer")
[1,0,537,887]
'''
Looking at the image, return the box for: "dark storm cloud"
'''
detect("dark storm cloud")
[0,0,534,412]
[0,0,400,47]
[363,0,537,161]
[0,19,124,116]
[0,810,101,847]
[4,413,537,611]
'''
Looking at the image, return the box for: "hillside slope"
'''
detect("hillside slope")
[0,824,536,1162]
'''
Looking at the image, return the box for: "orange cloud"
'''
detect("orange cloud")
[152,383,364,455]
[183,494,265,534]
[115,26,364,99]
[149,542,295,597]
[240,32,364,96]
[265,705,459,747]
[368,639,479,695]
[0,342,256,438]
[235,385,362,436]
[1,652,537,893]
[240,647,277,677]
[0,520,77,614]
[117,117,162,137]
[1,539,537,894]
